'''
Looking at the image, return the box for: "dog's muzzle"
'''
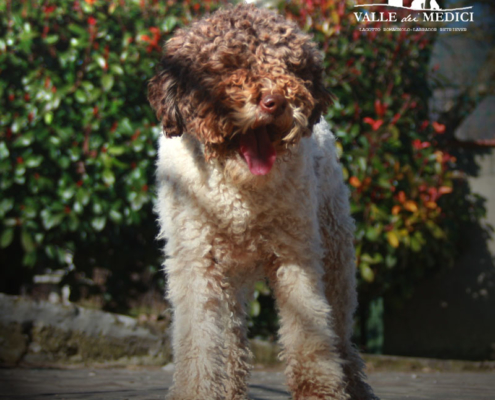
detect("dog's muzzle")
[238,93,288,175]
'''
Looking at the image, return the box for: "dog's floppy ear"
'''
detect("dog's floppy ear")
[148,69,185,137]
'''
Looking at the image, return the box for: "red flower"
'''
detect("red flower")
[42,25,49,38]
[149,27,160,35]
[142,27,162,53]
[349,176,361,188]
[432,122,446,134]
[412,139,431,150]
[391,113,400,125]
[88,16,97,26]
[374,99,386,118]
[364,117,384,131]
[42,5,56,16]
[131,129,141,141]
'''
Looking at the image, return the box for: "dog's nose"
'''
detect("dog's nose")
[260,93,287,114]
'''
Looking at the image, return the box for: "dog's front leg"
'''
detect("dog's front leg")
[165,255,247,400]
[270,261,350,400]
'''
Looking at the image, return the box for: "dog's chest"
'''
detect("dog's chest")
[200,173,316,266]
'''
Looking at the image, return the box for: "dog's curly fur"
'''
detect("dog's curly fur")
[149,4,378,400]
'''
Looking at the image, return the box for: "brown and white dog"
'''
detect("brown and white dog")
[149,5,378,400]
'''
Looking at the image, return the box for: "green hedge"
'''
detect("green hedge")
[282,0,485,347]
[0,0,485,340]
[0,0,226,310]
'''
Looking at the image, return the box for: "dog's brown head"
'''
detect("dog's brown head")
[148,4,331,176]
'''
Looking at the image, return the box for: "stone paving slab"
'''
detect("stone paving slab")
[0,367,494,400]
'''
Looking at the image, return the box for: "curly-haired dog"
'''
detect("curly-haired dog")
[149,5,378,400]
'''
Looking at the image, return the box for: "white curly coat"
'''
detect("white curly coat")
[155,119,373,400]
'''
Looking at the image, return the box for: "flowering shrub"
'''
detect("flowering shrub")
[280,0,485,342]
[0,0,225,309]
[0,0,484,334]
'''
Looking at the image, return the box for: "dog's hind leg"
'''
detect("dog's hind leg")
[320,200,379,400]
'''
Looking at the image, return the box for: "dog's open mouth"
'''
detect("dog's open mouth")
[238,125,277,176]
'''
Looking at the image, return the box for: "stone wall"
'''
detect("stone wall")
[0,293,171,366]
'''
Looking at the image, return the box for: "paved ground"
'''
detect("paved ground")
[1,367,494,400]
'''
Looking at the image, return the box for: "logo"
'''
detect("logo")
[353,0,474,30]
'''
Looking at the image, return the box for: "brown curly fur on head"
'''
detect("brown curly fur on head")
[148,4,332,161]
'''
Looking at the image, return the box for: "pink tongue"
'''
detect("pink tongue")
[239,127,277,175]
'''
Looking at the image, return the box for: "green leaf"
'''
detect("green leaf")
[75,89,87,103]
[45,245,57,259]
[0,228,14,248]
[60,187,75,201]
[41,210,64,230]
[3,219,17,228]
[0,198,14,217]
[68,23,87,36]
[95,55,106,69]
[21,229,36,252]
[365,226,380,242]
[68,214,79,231]
[13,133,34,147]
[25,155,43,168]
[44,112,53,125]
[109,209,123,223]
[385,254,397,268]
[361,253,383,265]
[76,188,91,206]
[102,169,115,185]
[0,142,9,159]
[91,216,106,231]
[110,64,124,75]
[386,231,400,248]
[101,74,114,91]
[249,299,261,317]
[163,16,178,32]
[107,146,126,156]
[44,35,59,44]
[360,263,375,283]
[22,251,37,267]
[120,118,133,134]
